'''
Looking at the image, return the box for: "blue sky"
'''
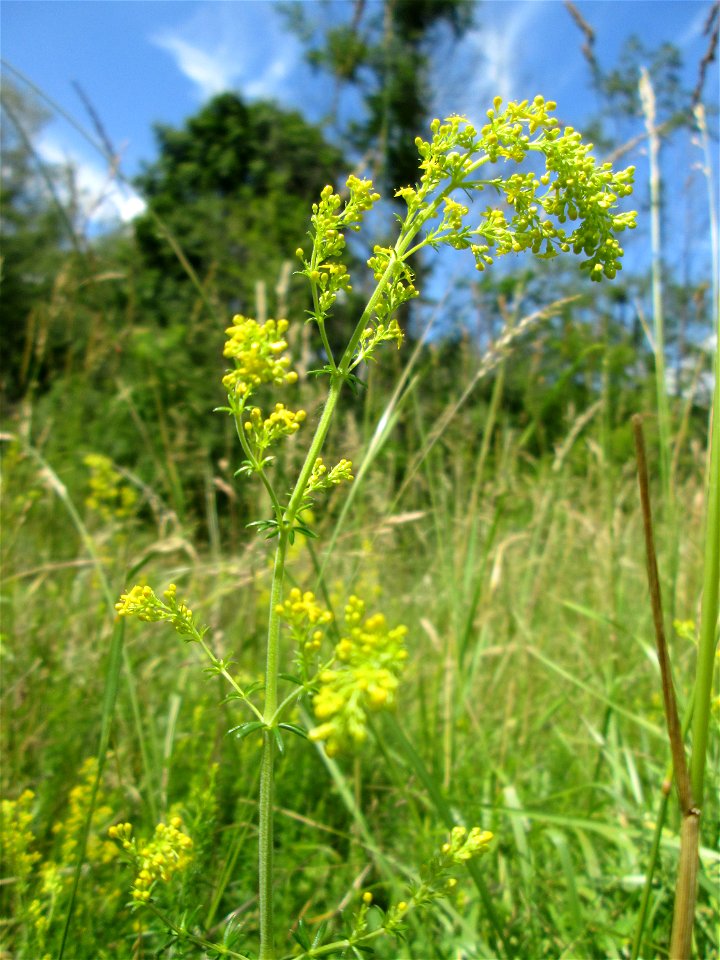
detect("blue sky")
[1,0,717,245]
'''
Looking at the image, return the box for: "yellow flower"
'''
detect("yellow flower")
[109,817,193,903]
[308,596,408,754]
[0,789,40,884]
[222,316,298,398]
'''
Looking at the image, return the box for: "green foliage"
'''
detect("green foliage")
[0,82,70,400]
[133,94,345,322]
[283,0,473,191]
[100,100,642,960]
[1,16,717,957]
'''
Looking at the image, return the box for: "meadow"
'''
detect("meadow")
[1,15,719,959]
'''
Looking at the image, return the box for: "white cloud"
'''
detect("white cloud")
[245,56,291,101]
[152,34,241,100]
[36,134,146,226]
[151,4,297,103]
[677,5,710,48]
[432,1,556,123]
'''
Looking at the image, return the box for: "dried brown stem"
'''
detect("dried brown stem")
[632,414,700,959]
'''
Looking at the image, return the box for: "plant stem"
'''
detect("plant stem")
[632,415,692,812]
[256,371,349,959]
[254,147,502,959]
[669,322,720,959]
[639,69,672,505]
[631,691,695,960]
[258,527,289,960]
[688,331,720,811]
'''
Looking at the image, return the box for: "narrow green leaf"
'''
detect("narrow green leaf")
[278,722,308,740]
[229,721,265,741]
[278,673,304,686]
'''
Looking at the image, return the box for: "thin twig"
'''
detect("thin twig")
[632,414,701,960]
[631,414,692,812]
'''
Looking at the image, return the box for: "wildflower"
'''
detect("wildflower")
[222,316,298,399]
[277,587,333,657]
[297,175,381,318]
[306,457,354,496]
[243,403,306,453]
[53,757,117,867]
[308,596,408,755]
[441,825,494,864]
[109,816,193,903]
[0,790,40,885]
[276,587,333,629]
[84,453,137,520]
[410,103,635,282]
[115,584,199,642]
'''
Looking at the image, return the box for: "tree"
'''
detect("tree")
[133,94,346,325]
[0,82,68,401]
[281,0,474,192]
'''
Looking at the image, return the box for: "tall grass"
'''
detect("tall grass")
[2,316,716,956]
[1,69,717,959]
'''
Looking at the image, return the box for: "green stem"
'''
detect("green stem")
[288,924,389,960]
[255,146,497,959]
[639,68,672,504]
[667,320,719,959]
[258,527,289,960]
[285,375,344,521]
[144,902,251,959]
[689,354,720,807]
[270,659,333,726]
[630,692,694,960]
[232,406,283,522]
[194,634,264,722]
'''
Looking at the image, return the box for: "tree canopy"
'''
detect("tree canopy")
[133,94,345,323]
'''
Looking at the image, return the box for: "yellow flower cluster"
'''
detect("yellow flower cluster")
[297,176,381,318]
[441,825,494,864]
[306,457,354,495]
[356,318,405,362]
[276,587,333,655]
[53,757,116,867]
[115,584,197,640]
[366,245,418,324]
[222,316,298,399]
[243,403,306,451]
[309,596,408,756]
[84,453,137,520]
[397,103,635,283]
[109,816,193,903]
[0,789,40,884]
[276,587,334,628]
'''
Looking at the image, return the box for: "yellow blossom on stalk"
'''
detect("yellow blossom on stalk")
[243,403,306,452]
[306,457,354,495]
[401,102,635,282]
[309,595,408,756]
[0,789,40,885]
[115,584,199,643]
[441,825,494,864]
[84,453,137,520]
[297,176,381,318]
[277,587,333,656]
[276,587,333,628]
[109,816,193,903]
[222,316,298,399]
[53,757,117,867]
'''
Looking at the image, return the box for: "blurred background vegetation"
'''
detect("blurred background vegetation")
[1,1,718,958]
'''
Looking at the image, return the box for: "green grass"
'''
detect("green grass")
[1,347,717,958]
